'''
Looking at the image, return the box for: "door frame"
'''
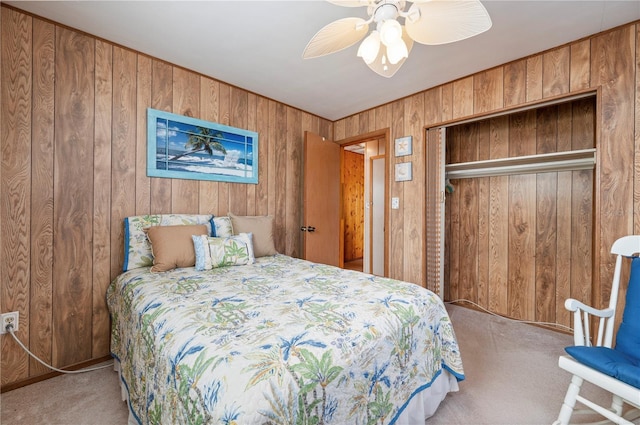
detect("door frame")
[336,129,390,277]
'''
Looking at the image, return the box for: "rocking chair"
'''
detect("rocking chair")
[555,235,640,424]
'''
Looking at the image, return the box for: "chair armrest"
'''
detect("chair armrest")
[564,298,614,318]
[565,298,615,347]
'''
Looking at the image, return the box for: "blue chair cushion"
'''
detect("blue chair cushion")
[566,346,640,389]
[616,257,640,359]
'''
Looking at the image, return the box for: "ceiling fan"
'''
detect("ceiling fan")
[303,0,492,78]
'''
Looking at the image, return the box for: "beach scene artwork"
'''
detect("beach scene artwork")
[147,108,258,184]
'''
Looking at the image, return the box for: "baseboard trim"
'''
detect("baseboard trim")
[1,354,113,393]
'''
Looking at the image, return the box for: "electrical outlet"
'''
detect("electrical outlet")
[1,312,19,334]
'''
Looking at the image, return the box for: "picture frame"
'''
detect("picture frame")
[147,108,258,184]
[395,162,412,182]
[394,136,412,157]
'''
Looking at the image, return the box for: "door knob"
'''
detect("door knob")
[307,226,316,233]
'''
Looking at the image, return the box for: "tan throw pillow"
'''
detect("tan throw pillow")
[228,213,277,257]
[146,224,209,272]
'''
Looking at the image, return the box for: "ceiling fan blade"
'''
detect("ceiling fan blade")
[327,0,371,7]
[365,28,414,78]
[405,0,492,45]
[303,17,369,59]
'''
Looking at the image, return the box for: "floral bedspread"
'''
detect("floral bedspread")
[107,254,464,425]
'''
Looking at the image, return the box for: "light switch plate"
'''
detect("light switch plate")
[391,197,399,209]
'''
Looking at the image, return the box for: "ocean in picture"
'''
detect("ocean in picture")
[157,148,253,178]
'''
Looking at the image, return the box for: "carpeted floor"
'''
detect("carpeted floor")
[1,304,636,424]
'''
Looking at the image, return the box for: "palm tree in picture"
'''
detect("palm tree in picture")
[170,126,227,161]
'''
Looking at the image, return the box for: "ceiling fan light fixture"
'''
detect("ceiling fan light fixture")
[306,0,491,77]
[379,19,403,46]
[357,31,381,64]
[386,38,408,64]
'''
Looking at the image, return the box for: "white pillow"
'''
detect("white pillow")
[192,233,255,271]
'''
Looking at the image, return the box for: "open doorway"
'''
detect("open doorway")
[342,138,387,275]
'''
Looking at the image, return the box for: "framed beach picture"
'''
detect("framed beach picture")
[147,108,258,184]
[394,136,412,157]
[395,162,412,182]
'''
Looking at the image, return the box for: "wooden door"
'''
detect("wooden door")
[303,132,341,266]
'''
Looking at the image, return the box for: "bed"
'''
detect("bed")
[107,214,464,424]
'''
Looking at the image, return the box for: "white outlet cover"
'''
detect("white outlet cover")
[391,197,400,209]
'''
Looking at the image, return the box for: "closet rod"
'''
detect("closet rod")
[445,148,595,179]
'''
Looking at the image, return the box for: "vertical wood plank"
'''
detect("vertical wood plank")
[135,55,152,215]
[402,94,425,285]
[53,27,94,366]
[229,86,248,216]
[1,9,32,383]
[245,93,258,216]
[571,99,596,306]
[109,46,137,279]
[389,100,404,280]
[445,131,460,300]
[274,102,287,253]
[507,173,537,320]
[556,169,573,327]
[526,55,543,102]
[267,100,277,219]
[333,119,345,141]
[474,67,503,114]
[452,76,473,119]
[91,39,113,357]
[458,124,478,301]
[542,46,570,98]
[507,111,537,320]
[476,121,490,308]
[199,77,220,215]
[255,96,270,216]
[346,115,359,139]
[503,60,526,107]
[374,103,392,134]
[217,83,231,214]
[536,172,557,323]
[286,107,302,257]
[488,116,509,315]
[29,17,55,375]
[555,103,573,326]
[570,39,591,92]
[150,60,173,213]
[424,86,442,126]
[171,67,200,213]
[441,83,453,122]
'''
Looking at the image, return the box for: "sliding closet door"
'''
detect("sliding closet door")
[425,128,445,297]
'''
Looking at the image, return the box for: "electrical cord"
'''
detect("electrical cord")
[5,323,113,374]
[445,298,574,333]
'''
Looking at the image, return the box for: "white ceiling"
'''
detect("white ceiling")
[6,1,640,121]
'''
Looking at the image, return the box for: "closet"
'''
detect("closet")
[427,93,596,327]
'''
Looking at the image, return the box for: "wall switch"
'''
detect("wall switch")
[391,197,400,209]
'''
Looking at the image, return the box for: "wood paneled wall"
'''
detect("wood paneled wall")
[444,100,595,327]
[343,150,365,261]
[0,6,331,389]
[2,4,640,389]
[335,23,638,328]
